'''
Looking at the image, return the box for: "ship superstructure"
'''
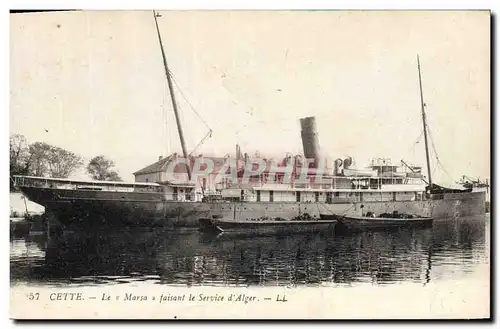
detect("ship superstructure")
[204,56,486,223]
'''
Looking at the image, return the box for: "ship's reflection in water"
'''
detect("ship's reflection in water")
[10,215,489,287]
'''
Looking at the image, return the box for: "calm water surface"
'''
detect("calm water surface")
[10,215,490,287]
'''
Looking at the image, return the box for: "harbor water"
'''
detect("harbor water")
[10,214,489,288]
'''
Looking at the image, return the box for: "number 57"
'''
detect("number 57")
[28,293,39,300]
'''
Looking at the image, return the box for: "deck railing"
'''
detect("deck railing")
[12,175,163,192]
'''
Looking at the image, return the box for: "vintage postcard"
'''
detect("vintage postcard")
[9,9,490,320]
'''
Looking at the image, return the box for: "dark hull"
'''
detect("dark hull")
[207,191,486,222]
[199,217,338,237]
[321,214,433,232]
[18,185,485,231]
[18,186,210,228]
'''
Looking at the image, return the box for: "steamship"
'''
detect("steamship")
[199,57,487,229]
[13,12,486,230]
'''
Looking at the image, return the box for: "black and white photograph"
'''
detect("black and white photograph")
[8,8,491,319]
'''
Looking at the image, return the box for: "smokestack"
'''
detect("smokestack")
[300,116,321,168]
[236,144,242,160]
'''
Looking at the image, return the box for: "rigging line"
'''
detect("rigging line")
[427,124,454,181]
[167,68,212,130]
[431,158,439,176]
[189,130,213,156]
[161,77,166,155]
[161,78,171,156]
[406,129,424,158]
[170,96,210,155]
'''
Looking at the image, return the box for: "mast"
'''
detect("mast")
[417,54,432,187]
[153,10,191,180]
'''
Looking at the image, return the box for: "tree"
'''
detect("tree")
[45,146,84,178]
[10,135,84,183]
[86,155,123,181]
[27,142,84,178]
[105,171,122,182]
[10,134,33,190]
[28,142,52,177]
[10,134,31,174]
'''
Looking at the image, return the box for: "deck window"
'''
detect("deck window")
[256,190,261,202]
[269,190,274,202]
[296,191,301,202]
[315,192,319,202]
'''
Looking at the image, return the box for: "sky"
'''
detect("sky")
[9,10,490,184]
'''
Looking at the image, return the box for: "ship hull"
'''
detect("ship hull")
[207,191,486,223]
[18,186,485,230]
[320,214,433,232]
[199,217,338,237]
[18,186,210,228]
